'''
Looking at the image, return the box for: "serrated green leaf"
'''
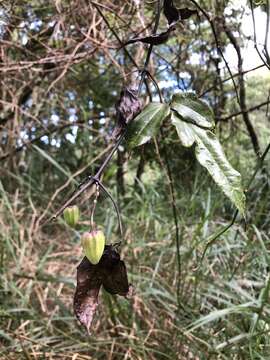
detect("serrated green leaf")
[171,93,214,129]
[171,112,246,214]
[125,103,170,148]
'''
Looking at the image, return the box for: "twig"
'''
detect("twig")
[92,2,138,69]
[90,176,123,236]
[138,0,162,95]
[219,99,270,122]
[90,182,100,230]
[0,117,104,162]
[200,64,266,97]
[51,131,126,220]
[92,2,152,100]
[249,0,270,70]
[188,0,241,105]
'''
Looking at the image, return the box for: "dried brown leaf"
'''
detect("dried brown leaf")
[74,245,132,332]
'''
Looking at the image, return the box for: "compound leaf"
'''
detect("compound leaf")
[171,94,245,214]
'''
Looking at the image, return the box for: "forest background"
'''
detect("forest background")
[1,0,270,359]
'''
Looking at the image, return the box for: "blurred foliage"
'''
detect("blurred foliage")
[0,0,270,359]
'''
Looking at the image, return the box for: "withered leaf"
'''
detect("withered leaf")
[73,257,102,333]
[179,8,198,20]
[164,0,197,25]
[113,87,141,138]
[164,0,179,24]
[115,88,141,126]
[74,245,131,332]
[102,260,129,296]
[124,27,175,46]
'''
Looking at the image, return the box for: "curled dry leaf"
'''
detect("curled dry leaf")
[115,88,141,126]
[124,2,197,48]
[164,0,197,25]
[113,87,141,139]
[124,26,175,47]
[178,8,198,21]
[74,245,132,332]
[164,0,179,24]
[102,258,129,295]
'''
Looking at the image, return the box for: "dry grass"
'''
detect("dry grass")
[1,158,270,359]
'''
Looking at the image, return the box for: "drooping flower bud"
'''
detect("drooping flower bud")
[63,205,80,228]
[81,230,105,265]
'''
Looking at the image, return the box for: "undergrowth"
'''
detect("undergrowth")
[0,142,269,360]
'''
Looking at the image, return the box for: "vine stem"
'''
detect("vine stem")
[51,131,126,220]
[92,177,123,236]
[153,134,186,312]
[138,0,162,95]
[90,183,100,231]
[196,141,270,269]
[138,0,184,310]
[51,0,163,223]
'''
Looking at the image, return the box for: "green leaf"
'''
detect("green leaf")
[171,93,215,129]
[172,117,196,147]
[194,127,245,214]
[125,103,170,148]
[171,97,246,214]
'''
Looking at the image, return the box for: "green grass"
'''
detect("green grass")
[0,144,270,360]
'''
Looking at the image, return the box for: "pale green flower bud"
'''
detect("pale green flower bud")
[81,230,105,265]
[63,205,80,228]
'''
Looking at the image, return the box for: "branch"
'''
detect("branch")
[138,0,162,95]
[200,64,266,97]
[224,19,261,156]
[249,0,270,70]
[51,131,126,220]
[188,0,241,105]
[219,99,270,122]
[51,0,163,226]
[0,117,104,162]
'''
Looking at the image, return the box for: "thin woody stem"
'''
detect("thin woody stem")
[188,0,241,105]
[51,1,162,235]
[91,177,123,237]
[51,131,126,220]
[138,0,162,95]
[90,183,100,231]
